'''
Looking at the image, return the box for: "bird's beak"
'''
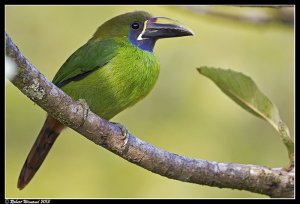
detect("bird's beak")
[138,17,194,40]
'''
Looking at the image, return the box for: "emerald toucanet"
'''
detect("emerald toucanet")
[17,11,193,189]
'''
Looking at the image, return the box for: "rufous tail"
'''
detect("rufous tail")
[17,115,65,190]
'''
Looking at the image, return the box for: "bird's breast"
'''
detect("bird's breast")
[61,46,160,120]
[106,47,160,108]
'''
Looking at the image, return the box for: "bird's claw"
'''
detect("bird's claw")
[78,98,89,122]
[111,122,129,147]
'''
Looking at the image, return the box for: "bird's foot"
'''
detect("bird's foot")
[78,99,89,125]
[111,122,129,147]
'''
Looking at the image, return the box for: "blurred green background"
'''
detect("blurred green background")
[5,5,294,198]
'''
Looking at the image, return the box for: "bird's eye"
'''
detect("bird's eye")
[131,22,140,30]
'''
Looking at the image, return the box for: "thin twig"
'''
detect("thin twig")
[181,6,294,27]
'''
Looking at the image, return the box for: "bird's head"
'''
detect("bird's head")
[91,11,193,52]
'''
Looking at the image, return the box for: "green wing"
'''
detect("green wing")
[52,39,120,87]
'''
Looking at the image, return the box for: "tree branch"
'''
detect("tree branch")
[5,32,294,198]
[181,6,294,27]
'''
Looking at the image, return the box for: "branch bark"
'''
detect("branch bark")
[5,32,294,198]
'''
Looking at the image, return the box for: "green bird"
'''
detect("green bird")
[17,11,193,190]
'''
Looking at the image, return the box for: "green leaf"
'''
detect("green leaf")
[197,66,294,166]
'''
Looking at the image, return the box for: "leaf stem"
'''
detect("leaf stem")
[278,121,294,169]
